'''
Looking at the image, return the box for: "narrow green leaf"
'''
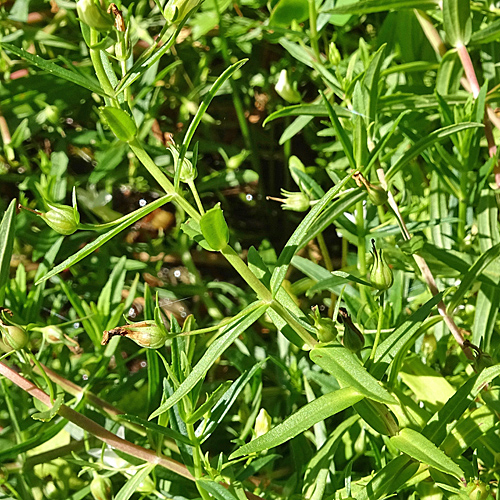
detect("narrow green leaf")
[197,479,239,500]
[328,0,438,14]
[115,465,155,500]
[470,18,500,45]
[307,271,372,296]
[117,414,192,445]
[35,195,173,285]
[390,428,463,478]
[0,200,16,291]
[385,123,483,181]
[149,303,267,419]
[100,107,137,142]
[263,103,351,126]
[363,43,386,122]
[443,0,471,47]
[230,387,363,458]
[422,376,477,446]
[321,91,355,169]
[270,174,353,296]
[0,42,105,96]
[472,365,500,396]
[176,59,247,188]
[447,242,500,314]
[355,455,419,500]
[310,344,396,404]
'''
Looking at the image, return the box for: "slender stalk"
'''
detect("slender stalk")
[0,360,192,479]
[270,301,317,349]
[129,139,201,221]
[308,0,321,61]
[377,168,473,359]
[220,246,273,302]
[186,423,211,500]
[27,351,55,403]
[316,232,336,317]
[355,200,368,306]
[458,170,467,244]
[188,179,205,215]
[370,293,384,360]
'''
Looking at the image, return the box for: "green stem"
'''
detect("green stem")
[458,172,467,244]
[317,232,336,317]
[89,29,119,107]
[220,246,273,302]
[270,301,317,349]
[128,139,201,221]
[308,0,321,61]
[186,423,211,500]
[370,293,384,360]
[188,179,205,215]
[355,200,367,304]
[179,300,265,336]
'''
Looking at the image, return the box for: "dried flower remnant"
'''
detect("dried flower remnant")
[353,171,388,207]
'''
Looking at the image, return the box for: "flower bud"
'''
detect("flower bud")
[329,41,342,66]
[101,321,167,349]
[76,0,114,31]
[466,480,493,500]
[41,203,80,235]
[168,145,197,183]
[353,171,388,206]
[338,308,364,352]
[310,306,336,343]
[369,240,393,291]
[1,324,29,351]
[90,473,113,500]
[254,408,272,438]
[275,70,301,103]
[164,0,202,23]
[267,190,310,212]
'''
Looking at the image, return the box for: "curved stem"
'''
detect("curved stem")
[370,293,384,360]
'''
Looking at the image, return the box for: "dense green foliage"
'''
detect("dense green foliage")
[1,0,500,498]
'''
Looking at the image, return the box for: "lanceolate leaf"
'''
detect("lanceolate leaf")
[36,195,173,285]
[328,0,438,15]
[230,387,364,458]
[310,344,396,404]
[0,42,105,96]
[385,123,483,180]
[149,303,268,419]
[0,200,16,291]
[443,0,471,47]
[390,428,463,478]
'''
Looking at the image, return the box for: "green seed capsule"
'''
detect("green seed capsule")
[200,203,230,251]
[310,306,336,343]
[366,184,388,206]
[101,320,167,349]
[164,0,202,22]
[1,324,29,351]
[369,240,393,291]
[90,473,113,500]
[339,308,364,352]
[76,0,114,31]
[267,190,310,212]
[41,203,80,235]
[168,145,197,183]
